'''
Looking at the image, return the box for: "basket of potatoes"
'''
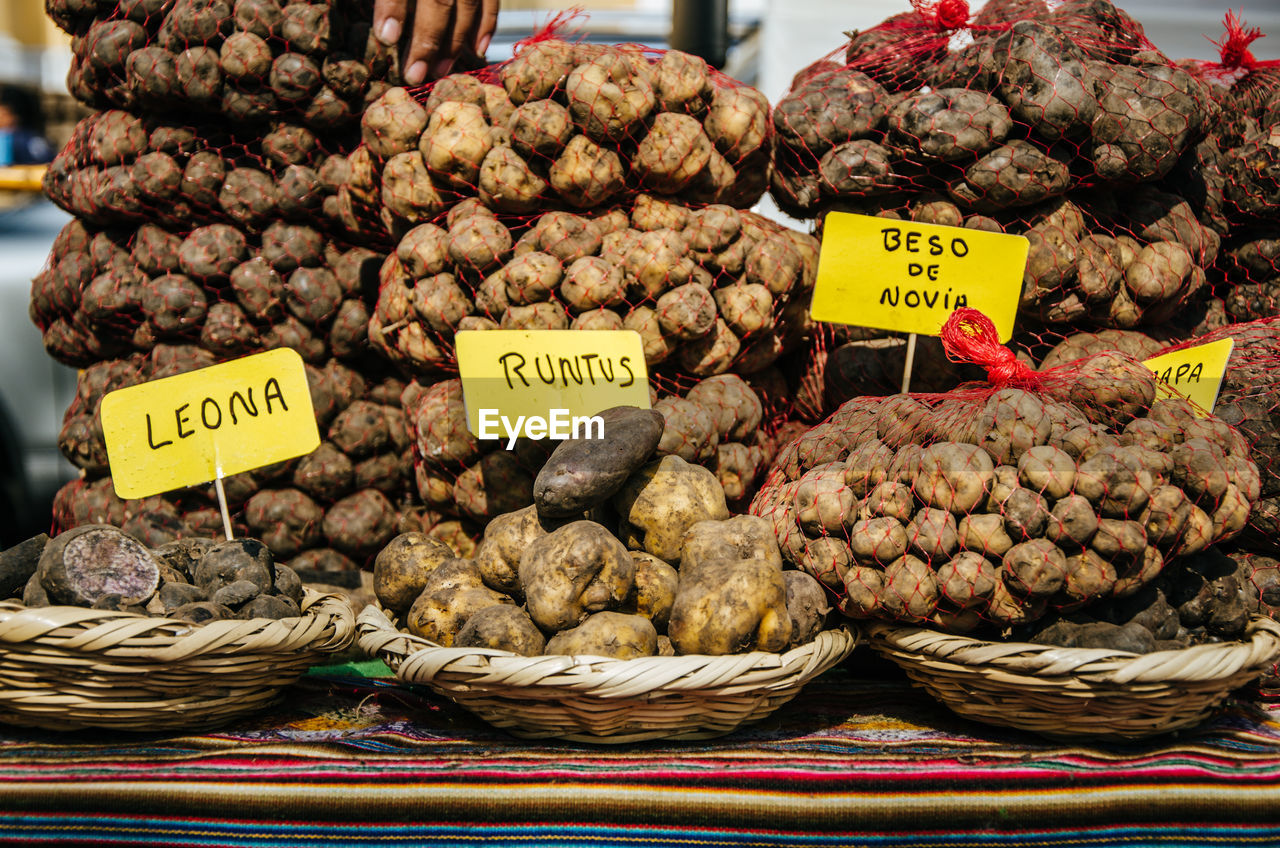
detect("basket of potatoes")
[357,406,855,743]
[751,308,1280,739]
[0,527,355,731]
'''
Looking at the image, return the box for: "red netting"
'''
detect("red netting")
[750,308,1260,637]
[367,198,819,388]
[336,29,774,244]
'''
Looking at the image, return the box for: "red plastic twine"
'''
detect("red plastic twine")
[1212,10,1264,72]
[512,6,587,54]
[939,308,1039,389]
[910,0,971,32]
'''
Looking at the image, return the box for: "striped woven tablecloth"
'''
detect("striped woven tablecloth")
[0,660,1278,847]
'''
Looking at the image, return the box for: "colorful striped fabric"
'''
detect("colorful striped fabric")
[0,662,1278,847]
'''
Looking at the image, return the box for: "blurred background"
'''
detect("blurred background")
[1,0,1278,546]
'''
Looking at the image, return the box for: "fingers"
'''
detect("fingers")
[372,0,406,47]
[475,0,499,56]
[404,0,457,85]
[447,0,483,61]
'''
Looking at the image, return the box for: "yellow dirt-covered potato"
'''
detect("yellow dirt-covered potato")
[397,223,450,278]
[882,554,939,619]
[680,514,782,575]
[570,308,625,331]
[937,551,998,610]
[653,49,713,116]
[372,532,456,614]
[419,101,492,190]
[499,39,577,104]
[501,302,569,330]
[473,504,562,595]
[957,512,1015,558]
[380,151,445,225]
[507,99,573,159]
[913,441,995,514]
[560,256,625,312]
[546,611,658,659]
[519,520,635,633]
[714,283,774,338]
[614,455,730,564]
[847,516,908,565]
[502,251,562,305]
[677,318,741,376]
[631,193,691,231]
[404,558,514,645]
[549,134,626,209]
[703,84,769,159]
[633,112,713,192]
[479,145,546,213]
[624,305,674,365]
[668,557,791,654]
[624,552,680,628]
[454,604,546,656]
[713,442,761,502]
[654,396,718,464]
[565,48,656,142]
[656,282,717,341]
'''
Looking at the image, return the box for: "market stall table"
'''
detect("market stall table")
[0,657,1279,847]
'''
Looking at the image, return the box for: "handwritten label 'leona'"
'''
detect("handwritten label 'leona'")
[1142,337,1235,417]
[811,212,1029,341]
[100,348,320,499]
[456,330,650,440]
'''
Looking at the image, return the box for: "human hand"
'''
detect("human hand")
[373,0,500,86]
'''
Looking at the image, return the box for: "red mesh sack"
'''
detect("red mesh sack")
[770,0,1216,219]
[339,17,773,243]
[750,308,1260,636]
[368,197,819,383]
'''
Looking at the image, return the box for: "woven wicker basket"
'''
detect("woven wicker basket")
[0,590,355,731]
[866,616,1280,740]
[357,604,857,743]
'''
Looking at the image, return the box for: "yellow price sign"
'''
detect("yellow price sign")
[811,212,1029,341]
[101,348,320,499]
[1142,337,1235,417]
[455,330,650,445]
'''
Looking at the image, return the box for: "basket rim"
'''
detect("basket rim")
[356,603,857,696]
[864,616,1280,685]
[0,589,356,660]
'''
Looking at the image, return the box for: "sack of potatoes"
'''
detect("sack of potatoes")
[750,310,1260,637]
[374,405,832,658]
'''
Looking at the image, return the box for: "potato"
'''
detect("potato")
[623,306,674,366]
[677,318,740,376]
[685,374,763,443]
[773,68,886,154]
[565,48,655,142]
[668,557,790,654]
[623,552,679,629]
[795,473,854,537]
[937,551,998,610]
[519,520,634,633]
[322,488,397,559]
[990,21,1096,140]
[454,604,546,656]
[380,151,446,227]
[1061,549,1117,605]
[362,87,428,158]
[535,406,664,518]
[548,133,625,209]
[37,525,161,607]
[570,309,623,331]
[420,101,492,190]
[680,514,781,576]
[1046,493,1099,549]
[844,439,894,497]
[501,302,569,331]
[655,282,716,341]
[906,507,959,561]
[373,532,455,614]
[507,99,572,159]
[478,145,546,214]
[1002,538,1068,597]
[781,570,828,646]
[1091,517,1147,563]
[1016,444,1076,499]
[405,559,513,645]
[890,88,1012,161]
[847,516,907,566]
[912,441,995,514]
[1001,487,1052,542]
[610,455,729,564]
[704,83,769,159]
[1075,449,1155,517]
[499,39,576,104]
[882,554,939,620]
[949,140,1071,212]
[545,611,657,659]
[632,113,713,193]
[559,256,623,312]
[860,481,914,523]
[533,211,603,264]
[654,397,718,464]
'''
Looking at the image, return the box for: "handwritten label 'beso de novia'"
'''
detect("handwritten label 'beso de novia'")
[456,329,650,439]
[811,212,1029,341]
[100,348,320,499]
